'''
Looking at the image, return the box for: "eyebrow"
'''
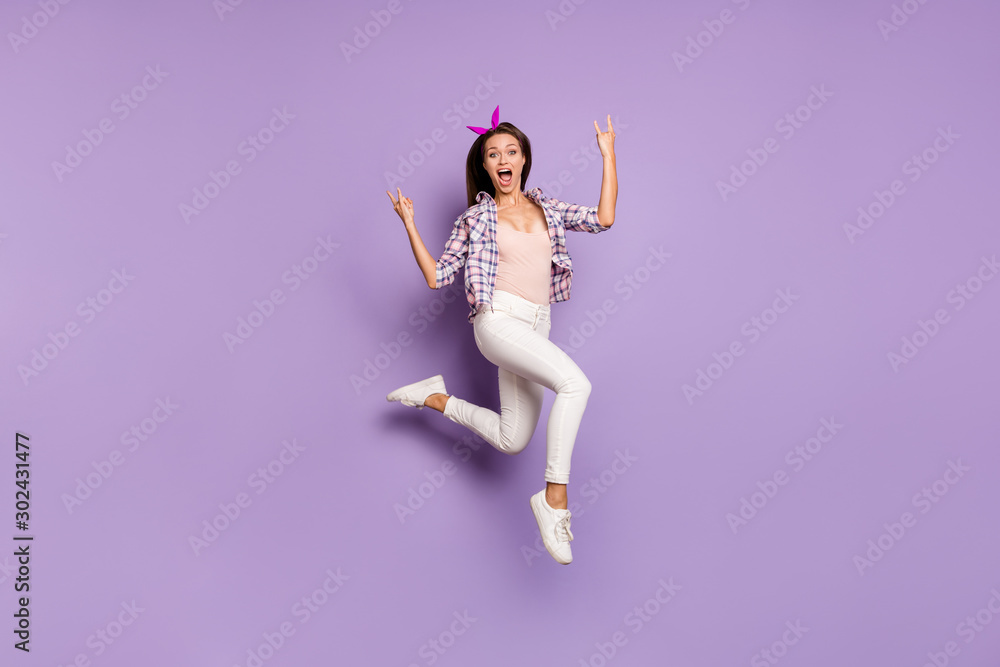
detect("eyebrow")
[486,144,519,151]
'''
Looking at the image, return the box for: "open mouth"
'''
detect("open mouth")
[498,169,512,186]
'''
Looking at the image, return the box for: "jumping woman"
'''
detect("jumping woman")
[385,105,618,564]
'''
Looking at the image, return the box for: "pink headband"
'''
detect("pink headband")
[466,105,500,134]
[468,105,517,157]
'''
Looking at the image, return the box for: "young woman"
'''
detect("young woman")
[385,105,617,564]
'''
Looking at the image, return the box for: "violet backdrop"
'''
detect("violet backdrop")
[1,0,998,665]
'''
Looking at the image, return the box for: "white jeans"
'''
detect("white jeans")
[442,290,592,484]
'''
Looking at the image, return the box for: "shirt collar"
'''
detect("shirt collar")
[475,187,545,206]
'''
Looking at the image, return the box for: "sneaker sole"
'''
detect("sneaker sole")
[529,493,572,565]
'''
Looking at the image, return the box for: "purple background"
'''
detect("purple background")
[2,0,999,665]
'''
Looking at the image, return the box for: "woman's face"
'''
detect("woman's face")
[482,133,524,195]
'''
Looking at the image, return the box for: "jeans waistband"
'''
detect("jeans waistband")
[485,289,550,323]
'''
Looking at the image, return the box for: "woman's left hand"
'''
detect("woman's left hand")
[594,115,616,159]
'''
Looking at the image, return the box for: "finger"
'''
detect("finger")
[607,114,613,132]
[594,120,600,133]
[386,189,397,205]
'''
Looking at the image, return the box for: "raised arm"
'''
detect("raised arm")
[594,114,617,228]
[386,187,467,289]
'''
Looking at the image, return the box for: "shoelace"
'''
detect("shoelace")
[554,512,574,543]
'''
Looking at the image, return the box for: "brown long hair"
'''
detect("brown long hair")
[464,122,532,208]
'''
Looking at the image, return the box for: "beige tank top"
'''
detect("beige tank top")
[493,224,552,306]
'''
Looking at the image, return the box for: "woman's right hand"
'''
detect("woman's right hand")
[386,187,414,226]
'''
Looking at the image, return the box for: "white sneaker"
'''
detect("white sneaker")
[386,374,447,410]
[530,490,574,565]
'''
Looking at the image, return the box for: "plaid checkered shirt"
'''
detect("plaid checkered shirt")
[433,187,610,324]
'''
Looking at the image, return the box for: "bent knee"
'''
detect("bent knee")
[557,373,592,398]
[498,433,532,455]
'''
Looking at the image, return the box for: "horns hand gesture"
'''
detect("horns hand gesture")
[594,114,616,159]
[386,187,414,226]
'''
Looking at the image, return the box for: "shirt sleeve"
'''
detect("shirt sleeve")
[433,212,470,288]
[549,196,610,233]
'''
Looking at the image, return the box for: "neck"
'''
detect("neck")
[494,189,522,209]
